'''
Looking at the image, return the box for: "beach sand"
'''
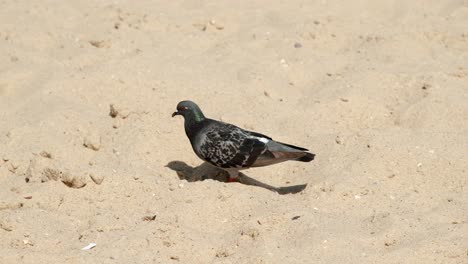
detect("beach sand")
[0,1,466,263]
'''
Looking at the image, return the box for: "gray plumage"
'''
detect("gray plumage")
[172,100,315,178]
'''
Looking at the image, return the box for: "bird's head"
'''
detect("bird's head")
[172,100,205,122]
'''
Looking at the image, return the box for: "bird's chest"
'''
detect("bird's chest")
[190,132,207,159]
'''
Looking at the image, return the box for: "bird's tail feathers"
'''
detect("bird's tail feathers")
[271,151,315,162]
[251,150,315,167]
[295,152,315,162]
[274,141,314,162]
[276,141,309,151]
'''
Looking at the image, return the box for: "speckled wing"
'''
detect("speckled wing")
[197,122,268,168]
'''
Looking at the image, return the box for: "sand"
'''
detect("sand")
[0,0,467,263]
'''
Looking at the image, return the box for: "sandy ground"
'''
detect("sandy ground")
[0,0,467,263]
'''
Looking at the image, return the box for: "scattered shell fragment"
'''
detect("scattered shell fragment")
[81,243,97,250]
[89,40,110,48]
[209,20,224,30]
[89,173,104,185]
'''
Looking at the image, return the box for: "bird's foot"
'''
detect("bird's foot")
[227,177,237,183]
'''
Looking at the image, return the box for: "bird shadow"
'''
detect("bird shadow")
[165,161,307,195]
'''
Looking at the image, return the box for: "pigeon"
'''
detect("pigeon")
[172,100,315,182]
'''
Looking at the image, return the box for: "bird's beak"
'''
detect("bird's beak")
[172,111,180,117]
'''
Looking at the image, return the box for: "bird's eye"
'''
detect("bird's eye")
[177,106,188,111]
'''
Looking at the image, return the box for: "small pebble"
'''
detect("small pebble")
[109,104,118,118]
[280,59,288,67]
[0,222,13,231]
[61,172,87,189]
[192,23,207,31]
[142,215,157,221]
[8,163,18,173]
[39,151,52,159]
[335,136,344,145]
[109,104,130,119]
[23,239,33,246]
[83,133,101,151]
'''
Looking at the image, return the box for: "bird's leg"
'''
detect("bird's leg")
[226,169,239,183]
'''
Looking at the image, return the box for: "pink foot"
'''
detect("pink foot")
[227,177,236,183]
